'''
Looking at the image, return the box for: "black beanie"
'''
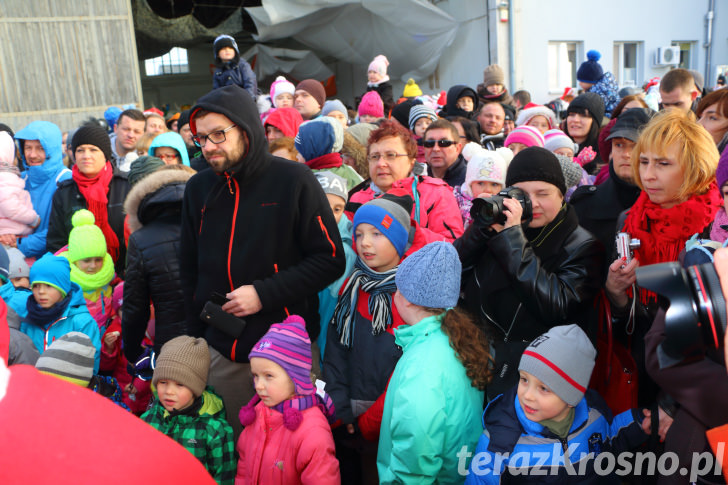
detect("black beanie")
[506,146,567,195]
[391,99,421,129]
[567,92,605,124]
[72,124,112,161]
[178,109,191,129]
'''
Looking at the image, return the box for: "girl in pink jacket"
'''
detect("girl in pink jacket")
[236,315,340,485]
[0,131,40,237]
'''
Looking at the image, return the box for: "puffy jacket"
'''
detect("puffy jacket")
[348,175,464,242]
[46,170,130,275]
[19,282,101,373]
[148,131,190,166]
[0,281,31,318]
[122,169,195,362]
[14,121,72,257]
[439,85,479,119]
[0,172,38,236]
[465,388,647,484]
[588,72,620,118]
[377,315,484,484]
[235,402,340,485]
[213,58,257,100]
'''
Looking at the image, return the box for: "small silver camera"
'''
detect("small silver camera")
[616,232,641,264]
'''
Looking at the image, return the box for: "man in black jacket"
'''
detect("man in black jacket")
[180,85,345,436]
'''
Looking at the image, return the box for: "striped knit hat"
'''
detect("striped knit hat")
[36,332,96,386]
[504,125,545,148]
[543,129,578,155]
[408,104,438,132]
[248,315,314,395]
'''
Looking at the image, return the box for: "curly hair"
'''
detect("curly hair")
[367,120,417,160]
[423,307,492,390]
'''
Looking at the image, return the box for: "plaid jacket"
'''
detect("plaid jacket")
[142,387,235,485]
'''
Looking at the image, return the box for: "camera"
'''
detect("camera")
[636,261,726,368]
[470,186,533,226]
[616,232,641,264]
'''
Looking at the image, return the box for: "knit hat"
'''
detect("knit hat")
[270,76,296,107]
[0,245,8,282]
[483,64,505,87]
[461,146,513,197]
[248,315,314,395]
[505,125,545,148]
[67,210,107,263]
[30,253,71,298]
[368,55,389,76]
[606,108,655,143]
[555,154,583,190]
[519,324,596,406]
[322,99,349,122]
[213,34,238,56]
[353,192,413,257]
[35,332,96,386]
[177,109,191,129]
[567,92,606,124]
[128,155,165,187]
[717,145,728,189]
[402,78,423,98]
[315,171,348,202]
[543,129,578,155]
[506,146,567,195]
[358,91,384,119]
[391,99,420,129]
[112,282,123,314]
[295,79,326,110]
[347,122,377,147]
[152,336,210,398]
[7,247,30,280]
[295,117,343,161]
[408,104,438,132]
[515,105,557,130]
[576,50,604,84]
[395,241,461,309]
[72,124,112,162]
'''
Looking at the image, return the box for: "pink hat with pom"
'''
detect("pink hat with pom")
[269,76,295,107]
[368,54,389,76]
[505,125,545,148]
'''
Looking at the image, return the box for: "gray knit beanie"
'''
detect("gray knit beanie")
[7,247,30,279]
[315,171,348,202]
[518,324,596,406]
[153,336,210,397]
[395,241,461,309]
[35,332,96,386]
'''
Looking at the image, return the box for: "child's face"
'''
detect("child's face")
[414,117,432,138]
[368,70,383,83]
[218,47,236,61]
[508,142,528,155]
[359,114,379,124]
[527,115,550,134]
[355,223,400,272]
[32,283,64,309]
[11,277,30,289]
[471,181,503,198]
[75,257,104,275]
[486,83,505,95]
[250,357,296,407]
[274,93,294,108]
[456,96,474,112]
[326,111,348,130]
[157,379,195,412]
[554,147,574,160]
[517,370,572,422]
[326,193,346,224]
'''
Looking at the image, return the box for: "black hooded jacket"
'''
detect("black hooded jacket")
[180,85,346,363]
[439,85,478,119]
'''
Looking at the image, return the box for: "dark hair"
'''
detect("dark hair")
[611,95,649,119]
[117,109,145,124]
[424,118,459,142]
[446,116,481,144]
[660,68,694,94]
[367,120,417,160]
[512,90,531,107]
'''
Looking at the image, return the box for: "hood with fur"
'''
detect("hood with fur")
[124,169,193,233]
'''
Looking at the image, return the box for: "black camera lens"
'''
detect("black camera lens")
[470,186,533,227]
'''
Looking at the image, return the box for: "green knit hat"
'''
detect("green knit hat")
[67,210,107,263]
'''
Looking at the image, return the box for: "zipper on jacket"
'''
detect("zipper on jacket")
[199,205,206,235]
[43,316,68,351]
[273,264,290,317]
[317,215,337,258]
[231,339,237,362]
[227,178,240,292]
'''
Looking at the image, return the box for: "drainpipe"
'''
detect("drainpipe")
[705,0,715,86]
[508,0,515,93]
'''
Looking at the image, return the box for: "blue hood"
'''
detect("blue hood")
[64,282,91,317]
[148,131,190,166]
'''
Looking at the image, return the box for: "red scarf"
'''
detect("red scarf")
[306,152,343,170]
[72,162,119,261]
[622,182,721,303]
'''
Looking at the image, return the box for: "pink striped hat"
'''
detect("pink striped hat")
[248,315,314,395]
[505,125,545,148]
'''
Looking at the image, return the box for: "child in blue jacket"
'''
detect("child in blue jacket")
[466,324,651,484]
[212,34,257,100]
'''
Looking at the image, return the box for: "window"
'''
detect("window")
[548,42,579,92]
[613,42,641,87]
[672,41,696,70]
[144,47,189,77]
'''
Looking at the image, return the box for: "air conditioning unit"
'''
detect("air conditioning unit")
[655,46,681,66]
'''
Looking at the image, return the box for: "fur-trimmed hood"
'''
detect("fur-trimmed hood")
[124,169,193,233]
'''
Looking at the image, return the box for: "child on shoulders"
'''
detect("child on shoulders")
[454,145,512,229]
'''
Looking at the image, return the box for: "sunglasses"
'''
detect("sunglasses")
[422,139,457,148]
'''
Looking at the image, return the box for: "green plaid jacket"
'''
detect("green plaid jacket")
[142,388,235,485]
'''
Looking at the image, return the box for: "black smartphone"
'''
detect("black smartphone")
[210,291,229,306]
[200,302,247,338]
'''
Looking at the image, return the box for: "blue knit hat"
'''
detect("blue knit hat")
[29,253,72,297]
[576,50,604,84]
[294,117,343,161]
[353,193,413,258]
[0,244,9,282]
[395,241,461,308]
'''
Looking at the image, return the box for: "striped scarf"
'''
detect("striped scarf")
[331,257,398,349]
[273,393,336,425]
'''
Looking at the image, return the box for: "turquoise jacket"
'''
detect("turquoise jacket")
[148,131,190,166]
[0,280,31,318]
[377,315,484,484]
[20,281,101,373]
[14,121,72,257]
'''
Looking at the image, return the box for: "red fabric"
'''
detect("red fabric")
[358,378,389,441]
[306,152,343,170]
[264,107,303,138]
[706,424,728,481]
[72,162,119,261]
[593,162,610,186]
[0,299,8,366]
[598,117,617,165]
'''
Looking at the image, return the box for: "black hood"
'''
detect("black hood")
[190,85,271,183]
[442,85,478,118]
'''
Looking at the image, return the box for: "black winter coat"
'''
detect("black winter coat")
[121,169,196,362]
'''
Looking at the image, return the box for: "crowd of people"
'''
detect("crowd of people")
[1,42,728,485]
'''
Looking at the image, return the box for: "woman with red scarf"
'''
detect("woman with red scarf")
[47,124,130,275]
[605,109,721,407]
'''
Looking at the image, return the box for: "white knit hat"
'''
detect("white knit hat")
[461,146,513,197]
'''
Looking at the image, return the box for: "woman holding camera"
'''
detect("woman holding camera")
[456,146,605,400]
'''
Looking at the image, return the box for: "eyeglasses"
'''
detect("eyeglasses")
[422,139,457,148]
[367,152,409,163]
[157,153,179,162]
[192,124,237,147]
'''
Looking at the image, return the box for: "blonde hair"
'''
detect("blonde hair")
[631,109,719,200]
[135,132,158,154]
